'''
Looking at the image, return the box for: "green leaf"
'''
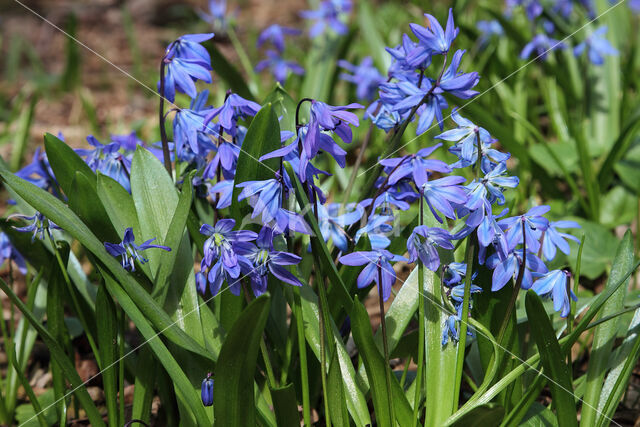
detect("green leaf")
[96,284,119,427]
[599,186,638,228]
[230,104,281,224]
[581,230,634,426]
[69,171,119,244]
[271,384,300,427]
[96,173,141,240]
[613,141,640,193]
[566,219,618,279]
[0,278,105,427]
[451,405,505,427]
[525,291,578,427]
[597,105,640,190]
[520,402,559,427]
[214,294,271,427]
[43,132,95,196]
[327,351,349,427]
[300,33,344,101]
[262,84,297,133]
[0,159,212,360]
[357,0,390,72]
[351,299,413,427]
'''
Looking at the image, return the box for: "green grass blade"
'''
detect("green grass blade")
[271,384,301,427]
[581,230,634,426]
[525,291,577,427]
[43,132,96,196]
[213,294,271,426]
[10,94,36,172]
[96,284,119,426]
[327,351,349,427]
[0,278,105,426]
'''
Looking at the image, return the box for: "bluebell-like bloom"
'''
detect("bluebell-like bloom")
[363,188,413,216]
[161,34,214,102]
[317,203,363,252]
[173,108,215,157]
[448,135,510,170]
[300,0,352,38]
[449,282,482,303]
[421,175,468,223]
[476,20,503,46]
[201,373,214,406]
[257,25,301,52]
[16,147,58,195]
[486,249,547,291]
[460,200,510,264]
[0,232,27,274]
[304,101,362,162]
[443,262,467,286]
[409,8,459,59]
[435,109,490,164]
[386,34,430,72]
[10,212,61,242]
[196,255,253,297]
[541,220,581,261]
[208,179,233,209]
[76,135,133,191]
[573,26,618,65]
[198,0,229,31]
[365,100,402,132]
[256,50,305,84]
[245,227,303,296]
[338,57,385,101]
[380,79,448,133]
[200,219,257,276]
[438,50,480,99]
[406,225,454,271]
[338,249,407,301]
[379,144,451,187]
[520,33,565,60]
[110,131,145,151]
[442,314,460,346]
[204,93,261,137]
[463,162,520,210]
[531,269,577,317]
[104,228,171,272]
[355,214,393,249]
[499,205,550,254]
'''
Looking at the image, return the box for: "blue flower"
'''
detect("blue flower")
[317,203,363,252]
[304,101,362,163]
[257,25,301,52]
[338,249,407,301]
[160,34,214,102]
[204,93,261,137]
[450,282,482,303]
[541,220,581,261]
[463,162,519,210]
[363,188,413,216]
[338,57,385,101]
[173,108,216,157]
[300,0,352,38]
[421,175,468,223]
[200,219,257,275]
[355,214,393,249]
[245,227,304,297]
[476,20,503,46]
[486,249,547,292]
[438,50,479,99]
[15,147,59,196]
[76,135,132,191]
[10,211,61,242]
[406,225,454,271]
[365,100,403,132]
[387,34,430,72]
[0,232,27,275]
[379,144,451,188]
[443,262,467,286]
[520,33,565,60]
[506,0,543,21]
[104,228,170,272]
[198,0,229,31]
[201,373,214,406]
[208,180,233,209]
[256,50,305,84]
[409,8,459,57]
[573,26,618,65]
[498,205,550,254]
[442,314,460,346]
[531,269,577,317]
[380,79,448,133]
[435,109,490,164]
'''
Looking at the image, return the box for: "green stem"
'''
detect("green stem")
[377,264,395,425]
[317,276,332,427]
[412,195,425,427]
[567,235,585,366]
[292,287,312,426]
[118,310,126,426]
[452,234,477,409]
[227,26,259,95]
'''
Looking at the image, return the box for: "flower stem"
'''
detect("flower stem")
[412,194,426,426]
[377,264,395,425]
[292,287,312,426]
[158,58,173,177]
[452,233,476,409]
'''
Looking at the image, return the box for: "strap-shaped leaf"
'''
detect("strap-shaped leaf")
[43,132,96,195]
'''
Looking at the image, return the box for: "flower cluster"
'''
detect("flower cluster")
[255,25,304,84]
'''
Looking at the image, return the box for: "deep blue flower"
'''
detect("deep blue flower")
[338,249,407,301]
[421,175,468,223]
[355,214,393,249]
[435,109,490,164]
[363,188,413,216]
[338,57,385,101]
[256,50,305,84]
[442,314,460,346]
[541,220,581,261]
[406,225,454,271]
[173,108,216,157]
[463,162,520,210]
[300,0,352,38]
[203,139,240,175]
[304,101,362,165]
[201,373,214,406]
[499,205,550,254]
[531,269,577,317]
[15,147,58,195]
[76,135,132,191]
[379,144,451,187]
[443,262,467,286]
[573,26,618,65]
[200,219,257,275]
[449,282,482,303]
[486,249,547,291]
[110,131,145,151]
[520,33,566,60]
[196,255,254,297]
[438,50,480,99]
[104,228,170,272]
[380,79,448,133]
[409,8,459,57]
[257,25,301,52]
[245,227,304,297]
[204,93,261,137]
[208,179,233,209]
[317,203,363,252]
[10,211,61,242]
[365,100,403,132]
[386,34,430,72]
[0,232,27,275]
[160,34,214,102]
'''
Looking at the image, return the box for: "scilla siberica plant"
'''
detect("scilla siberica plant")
[3,1,638,426]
